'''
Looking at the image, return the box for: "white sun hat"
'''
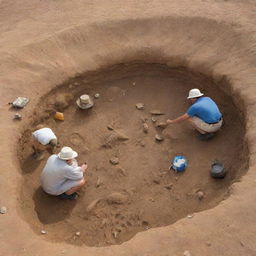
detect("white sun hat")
[187,88,204,99]
[76,94,94,109]
[58,147,78,160]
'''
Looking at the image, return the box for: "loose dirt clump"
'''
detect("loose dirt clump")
[18,64,248,247]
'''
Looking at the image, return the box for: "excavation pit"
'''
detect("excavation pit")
[18,63,248,247]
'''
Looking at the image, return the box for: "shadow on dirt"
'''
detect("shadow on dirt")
[33,187,76,224]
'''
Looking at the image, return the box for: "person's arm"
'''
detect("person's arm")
[65,166,84,180]
[167,113,190,124]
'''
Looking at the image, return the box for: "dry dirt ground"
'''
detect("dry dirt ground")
[1,1,256,256]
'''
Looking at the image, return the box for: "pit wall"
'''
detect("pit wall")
[1,16,256,255]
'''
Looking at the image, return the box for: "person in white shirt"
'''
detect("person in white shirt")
[41,147,87,200]
[32,127,58,160]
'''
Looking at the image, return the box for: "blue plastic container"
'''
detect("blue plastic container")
[171,155,188,172]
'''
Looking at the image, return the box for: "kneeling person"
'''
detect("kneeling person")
[41,147,87,200]
[32,127,58,160]
[165,88,223,139]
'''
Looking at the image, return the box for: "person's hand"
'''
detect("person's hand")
[81,163,88,172]
[166,119,173,124]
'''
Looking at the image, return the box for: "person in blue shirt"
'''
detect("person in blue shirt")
[164,88,223,139]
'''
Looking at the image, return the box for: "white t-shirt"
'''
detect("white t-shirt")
[32,128,57,145]
[41,155,83,195]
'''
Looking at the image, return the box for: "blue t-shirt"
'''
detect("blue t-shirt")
[187,97,222,123]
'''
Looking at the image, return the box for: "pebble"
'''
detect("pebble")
[96,177,102,187]
[13,113,22,120]
[132,82,136,86]
[150,110,165,115]
[187,214,194,219]
[75,232,81,236]
[0,206,7,214]
[94,93,100,99]
[107,125,114,130]
[107,192,128,204]
[164,183,173,190]
[112,231,118,239]
[86,199,101,212]
[136,103,144,110]
[197,191,204,200]
[140,141,146,147]
[41,230,47,235]
[184,250,191,256]
[151,117,157,123]
[155,134,164,141]
[116,166,127,176]
[110,157,119,165]
[143,123,149,133]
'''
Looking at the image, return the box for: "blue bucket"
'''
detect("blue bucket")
[171,155,188,172]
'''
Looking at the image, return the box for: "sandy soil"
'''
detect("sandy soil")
[18,64,248,246]
[1,1,256,256]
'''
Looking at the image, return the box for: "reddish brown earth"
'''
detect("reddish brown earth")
[1,1,256,256]
[19,64,248,246]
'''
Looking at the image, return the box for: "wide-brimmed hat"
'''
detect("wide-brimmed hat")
[58,146,78,160]
[76,94,94,109]
[187,89,204,99]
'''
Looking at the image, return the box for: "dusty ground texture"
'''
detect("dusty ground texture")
[19,64,248,246]
[1,0,256,256]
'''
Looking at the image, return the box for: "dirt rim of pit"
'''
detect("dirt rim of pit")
[17,63,249,247]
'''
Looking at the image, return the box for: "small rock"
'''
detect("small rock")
[101,218,108,228]
[164,183,173,190]
[187,214,194,219]
[12,97,29,108]
[157,122,168,129]
[149,198,155,202]
[197,191,204,200]
[74,82,79,86]
[0,206,7,214]
[132,82,136,86]
[116,131,129,141]
[184,250,191,256]
[41,230,47,235]
[68,84,74,89]
[140,141,146,147]
[175,177,179,181]
[150,110,164,115]
[96,177,102,187]
[107,192,128,204]
[151,117,157,123]
[13,113,22,120]
[116,167,127,176]
[86,199,101,212]
[206,242,212,247]
[75,232,81,236]
[136,103,144,110]
[155,134,164,141]
[107,125,114,130]
[110,157,119,165]
[143,123,149,133]
[94,93,100,99]
[153,177,160,184]
[112,231,118,239]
